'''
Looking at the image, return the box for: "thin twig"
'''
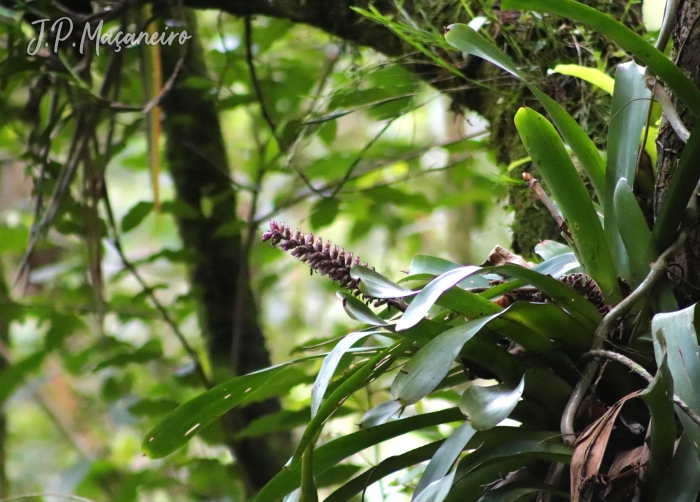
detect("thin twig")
[102,188,212,388]
[649,80,690,143]
[244,15,279,146]
[523,173,572,239]
[561,222,690,444]
[231,151,266,374]
[583,349,700,428]
[142,55,185,115]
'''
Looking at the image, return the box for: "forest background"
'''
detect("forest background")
[0,0,692,501]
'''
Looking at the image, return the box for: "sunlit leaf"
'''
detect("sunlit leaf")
[502,0,700,117]
[311,330,380,417]
[396,266,481,330]
[444,23,606,203]
[351,265,415,299]
[550,64,614,95]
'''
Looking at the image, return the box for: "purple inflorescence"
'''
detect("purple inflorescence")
[262,221,370,296]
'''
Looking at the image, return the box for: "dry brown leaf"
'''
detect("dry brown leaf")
[481,245,534,268]
[570,390,642,502]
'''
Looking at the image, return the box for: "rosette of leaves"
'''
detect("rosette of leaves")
[141,2,700,501]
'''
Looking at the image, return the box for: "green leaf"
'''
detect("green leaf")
[143,361,311,458]
[336,291,389,326]
[514,107,621,302]
[120,201,154,233]
[311,330,379,417]
[310,198,340,230]
[237,408,349,440]
[501,0,700,117]
[605,62,651,281]
[414,422,476,498]
[501,302,592,352]
[291,340,412,468]
[360,400,403,428]
[161,200,200,220]
[253,408,464,502]
[654,433,700,502]
[613,178,657,287]
[550,64,614,95]
[446,430,572,502]
[532,252,580,278]
[457,428,572,475]
[414,470,456,502]
[363,186,430,208]
[459,377,525,430]
[351,265,415,299]
[94,339,163,371]
[408,255,461,276]
[640,351,676,496]
[653,122,700,250]
[392,314,500,405]
[316,465,362,489]
[407,255,490,288]
[482,263,602,330]
[128,399,179,417]
[0,351,46,405]
[324,442,445,502]
[477,480,568,501]
[301,446,318,502]
[534,240,572,260]
[652,304,700,459]
[444,24,606,203]
[396,266,482,330]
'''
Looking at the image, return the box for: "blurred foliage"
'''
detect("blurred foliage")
[0,2,508,501]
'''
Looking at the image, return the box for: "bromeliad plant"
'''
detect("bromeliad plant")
[142,1,700,500]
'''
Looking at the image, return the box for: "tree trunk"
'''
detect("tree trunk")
[158,7,291,492]
[655,0,700,307]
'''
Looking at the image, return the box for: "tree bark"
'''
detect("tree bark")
[158,7,291,492]
[655,0,700,307]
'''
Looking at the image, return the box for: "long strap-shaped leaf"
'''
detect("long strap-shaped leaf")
[253,408,464,502]
[290,339,413,469]
[444,24,606,204]
[501,0,700,117]
[605,62,651,282]
[515,107,622,303]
